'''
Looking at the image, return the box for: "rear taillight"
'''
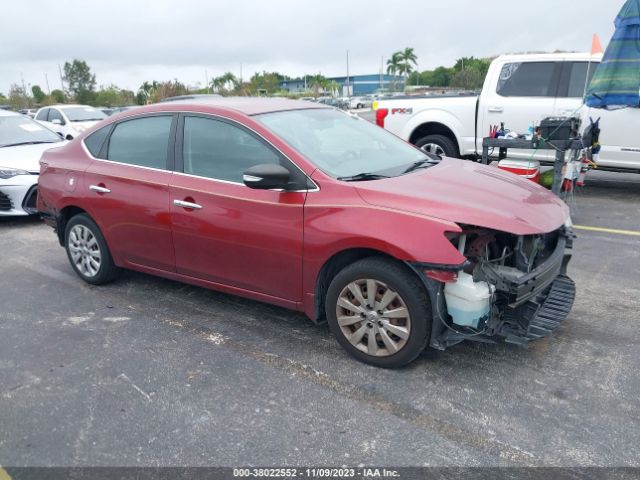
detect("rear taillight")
[375,108,388,127]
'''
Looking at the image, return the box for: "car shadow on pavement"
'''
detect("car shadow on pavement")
[0,215,43,228]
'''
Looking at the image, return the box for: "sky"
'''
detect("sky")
[1,0,622,95]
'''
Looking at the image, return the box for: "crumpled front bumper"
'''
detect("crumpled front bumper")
[499,274,576,344]
[479,229,573,307]
[412,227,575,350]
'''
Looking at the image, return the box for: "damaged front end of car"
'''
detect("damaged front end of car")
[411,221,575,350]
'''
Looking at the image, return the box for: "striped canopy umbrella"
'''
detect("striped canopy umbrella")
[586,0,640,109]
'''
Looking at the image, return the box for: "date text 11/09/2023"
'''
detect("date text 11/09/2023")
[233,467,400,478]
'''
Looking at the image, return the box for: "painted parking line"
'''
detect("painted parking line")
[574,225,640,237]
[0,466,12,480]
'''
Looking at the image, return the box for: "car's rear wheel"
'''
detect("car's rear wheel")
[326,257,431,368]
[65,213,120,285]
[415,134,459,158]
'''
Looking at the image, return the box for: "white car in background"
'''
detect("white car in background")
[34,104,106,140]
[0,110,64,216]
[348,96,373,109]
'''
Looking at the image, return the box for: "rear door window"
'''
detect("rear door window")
[496,62,558,97]
[48,109,65,125]
[559,61,599,98]
[106,116,173,170]
[35,109,49,121]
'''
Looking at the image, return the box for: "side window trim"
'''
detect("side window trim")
[556,61,571,98]
[175,112,315,190]
[549,62,563,98]
[95,123,116,159]
[100,113,178,171]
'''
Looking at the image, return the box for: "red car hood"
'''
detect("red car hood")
[355,158,569,235]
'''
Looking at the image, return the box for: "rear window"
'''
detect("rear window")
[496,62,557,97]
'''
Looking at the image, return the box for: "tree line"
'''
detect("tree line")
[1,52,493,109]
[384,48,491,90]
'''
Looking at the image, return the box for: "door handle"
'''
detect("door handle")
[488,106,504,113]
[89,185,111,194]
[173,199,203,210]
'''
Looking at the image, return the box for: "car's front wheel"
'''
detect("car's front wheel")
[65,213,120,285]
[326,257,432,368]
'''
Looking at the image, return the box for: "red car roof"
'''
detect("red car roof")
[143,97,330,116]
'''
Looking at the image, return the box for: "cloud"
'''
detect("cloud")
[1,0,618,93]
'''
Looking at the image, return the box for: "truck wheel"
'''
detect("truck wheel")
[326,257,431,368]
[415,134,459,158]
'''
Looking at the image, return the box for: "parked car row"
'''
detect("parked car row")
[301,95,374,110]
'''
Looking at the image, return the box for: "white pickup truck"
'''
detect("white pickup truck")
[376,52,639,173]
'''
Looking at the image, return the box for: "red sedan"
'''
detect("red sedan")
[37,98,575,367]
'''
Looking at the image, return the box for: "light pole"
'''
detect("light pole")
[346,50,350,97]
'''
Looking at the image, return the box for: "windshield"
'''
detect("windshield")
[61,106,106,122]
[255,109,429,179]
[0,115,62,147]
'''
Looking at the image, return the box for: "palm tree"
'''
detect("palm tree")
[401,47,418,75]
[386,52,402,76]
[310,74,328,98]
[137,81,158,104]
[211,73,239,94]
[386,52,403,91]
[221,72,238,91]
[328,80,340,97]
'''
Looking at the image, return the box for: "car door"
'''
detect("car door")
[169,113,308,302]
[479,60,562,161]
[83,114,177,272]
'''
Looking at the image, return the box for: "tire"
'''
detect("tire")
[357,103,363,109]
[326,257,431,368]
[415,134,459,158]
[64,213,120,285]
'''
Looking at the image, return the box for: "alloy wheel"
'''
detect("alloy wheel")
[335,279,411,357]
[68,224,102,278]
[419,143,445,156]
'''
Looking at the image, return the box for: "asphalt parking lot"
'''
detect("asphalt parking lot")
[1,170,639,468]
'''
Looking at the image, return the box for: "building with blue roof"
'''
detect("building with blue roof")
[279,73,405,95]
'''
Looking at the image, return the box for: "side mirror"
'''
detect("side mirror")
[51,118,62,125]
[243,164,291,190]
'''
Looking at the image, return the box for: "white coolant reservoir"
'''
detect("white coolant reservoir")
[444,272,493,328]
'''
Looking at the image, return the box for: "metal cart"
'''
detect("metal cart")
[481,137,584,197]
